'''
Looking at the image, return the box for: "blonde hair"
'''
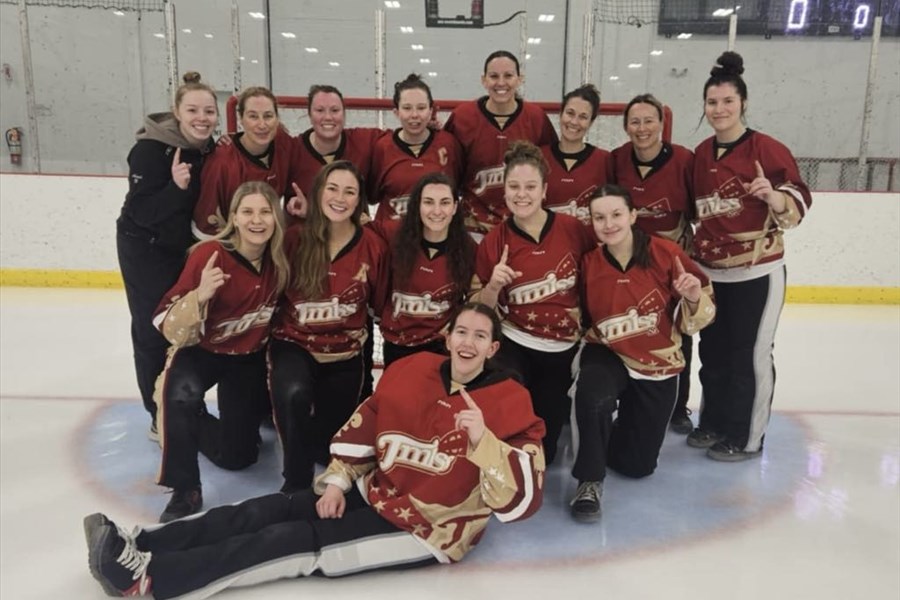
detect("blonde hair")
[192,181,290,294]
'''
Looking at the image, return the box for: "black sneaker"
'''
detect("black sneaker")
[669,408,694,435]
[707,440,763,462]
[686,428,723,449]
[84,513,152,596]
[570,481,603,523]
[159,487,203,523]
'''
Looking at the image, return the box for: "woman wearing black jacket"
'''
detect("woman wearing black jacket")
[117,72,218,438]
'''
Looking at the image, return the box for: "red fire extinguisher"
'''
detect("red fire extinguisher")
[6,127,23,165]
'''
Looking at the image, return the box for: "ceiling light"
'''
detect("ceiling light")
[181,28,192,33]
[650,49,663,56]
[384,1,400,7]
[153,33,165,39]
[609,75,619,81]
[676,32,693,39]
[527,37,541,45]
[281,32,296,38]
[251,59,259,64]
[419,58,431,63]
[400,26,414,33]
[411,44,423,50]
[305,47,319,53]
[427,71,437,77]
[628,63,643,69]
[713,8,734,17]
[248,11,265,19]
[538,14,555,22]
[204,33,214,39]
[329,61,340,67]
[113,10,125,16]
[239,56,245,60]
[525,53,532,60]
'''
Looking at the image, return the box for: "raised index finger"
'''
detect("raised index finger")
[459,387,478,409]
[173,147,182,165]
[499,244,509,265]
[754,160,765,179]
[674,255,686,276]
[204,250,219,270]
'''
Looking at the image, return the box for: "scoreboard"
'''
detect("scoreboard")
[657,0,900,38]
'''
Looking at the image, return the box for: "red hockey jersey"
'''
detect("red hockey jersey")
[541,143,612,226]
[692,130,811,275]
[290,127,387,199]
[581,236,715,379]
[192,128,295,239]
[152,240,278,354]
[609,142,695,249]
[272,225,389,362]
[315,352,546,563]
[369,129,463,223]
[475,212,595,347]
[444,98,557,234]
[369,219,476,346]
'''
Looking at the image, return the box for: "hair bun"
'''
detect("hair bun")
[182,71,202,85]
[711,51,744,77]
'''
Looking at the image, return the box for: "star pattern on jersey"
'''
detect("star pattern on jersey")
[373,500,386,513]
[396,507,413,521]
[527,311,537,322]
[386,486,399,497]
[412,523,429,537]
[742,241,753,250]
[485,466,506,483]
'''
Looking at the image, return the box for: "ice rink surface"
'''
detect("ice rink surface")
[1,287,898,599]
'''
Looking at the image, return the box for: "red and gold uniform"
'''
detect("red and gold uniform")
[369,129,462,222]
[317,352,546,562]
[192,129,295,239]
[691,129,812,455]
[151,240,279,494]
[120,353,545,600]
[475,212,595,348]
[541,143,612,226]
[692,130,811,275]
[290,128,387,201]
[444,98,557,234]
[609,141,695,249]
[581,237,714,379]
[152,240,278,354]
[474,211,595,465]
[272,225,389,362]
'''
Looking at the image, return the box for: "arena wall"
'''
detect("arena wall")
[0,173,897,303]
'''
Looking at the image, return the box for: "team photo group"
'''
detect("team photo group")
[84,46,811,598]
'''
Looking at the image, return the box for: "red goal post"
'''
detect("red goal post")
[225,95,674,146]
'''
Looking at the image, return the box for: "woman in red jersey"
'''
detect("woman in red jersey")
[269,160,389,493]
[541,84,612,226]
[286,84,387,221]
[609,93,696,435]
[474,141,595,465]
[688,52,812,461]
[569,184,714,522]
[83,303,544,600]
[444,50,557,238]
[372,172,476,367]
[152,181,290,523]
[369,74,462,223]
[192,86,295,239]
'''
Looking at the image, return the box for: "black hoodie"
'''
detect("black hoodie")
[117,112,214,254]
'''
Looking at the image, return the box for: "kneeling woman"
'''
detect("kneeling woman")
[84,303,545,600]
[269,160,389,494]
[570,184,715,522]
[152,181,289,523]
